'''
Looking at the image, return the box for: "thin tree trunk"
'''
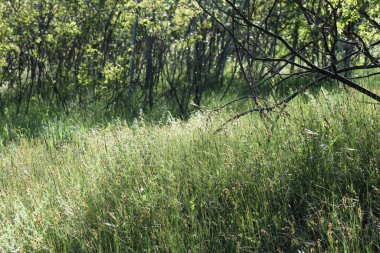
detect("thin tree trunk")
[127,12,139,98]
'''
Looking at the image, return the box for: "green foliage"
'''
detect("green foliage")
[0,0,379,250]
[0,0,225,116]
[0,0,378,116]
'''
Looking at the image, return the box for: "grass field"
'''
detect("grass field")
[0,89,379,252]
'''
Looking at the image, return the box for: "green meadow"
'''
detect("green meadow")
[0,90,379,252]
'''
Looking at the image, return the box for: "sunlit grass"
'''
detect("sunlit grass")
[0,89,379,252]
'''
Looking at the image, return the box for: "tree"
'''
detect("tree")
[196,0,380,119]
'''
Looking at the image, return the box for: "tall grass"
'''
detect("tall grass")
[0,89,379,252]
